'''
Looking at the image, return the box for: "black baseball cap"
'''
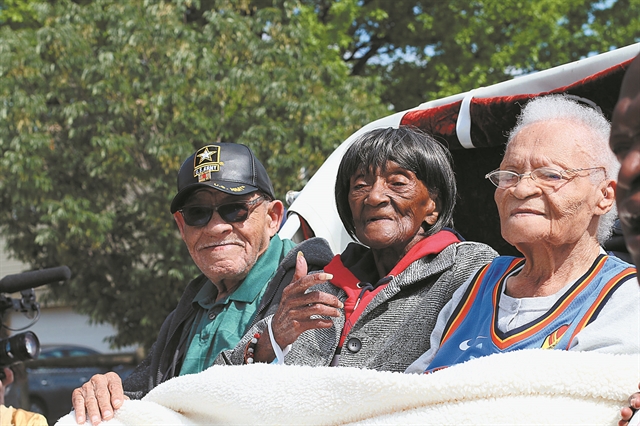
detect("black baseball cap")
[170,143,276,213]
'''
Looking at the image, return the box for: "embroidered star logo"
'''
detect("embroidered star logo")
[197,147,214,164]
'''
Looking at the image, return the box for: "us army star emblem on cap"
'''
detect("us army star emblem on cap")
[194,145,222,182]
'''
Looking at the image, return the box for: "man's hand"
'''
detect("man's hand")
[0,367,14,406]
[71,372,128,425]
[253,251,342,362]
[619,384,640,426]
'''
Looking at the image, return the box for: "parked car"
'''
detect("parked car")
[26,345,134,425]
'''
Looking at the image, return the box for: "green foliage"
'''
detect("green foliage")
[0,0,385,348]
[303,0,640,111]
[0,0,40,28]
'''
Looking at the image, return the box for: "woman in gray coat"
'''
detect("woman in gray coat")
[227,126,498,372]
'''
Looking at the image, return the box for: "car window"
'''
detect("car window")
[39,349,64,359]
[67,349,96,357]
[39,346,99,359]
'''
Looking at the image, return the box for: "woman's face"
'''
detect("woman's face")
[348,161,439,254]
[495,120,613,249]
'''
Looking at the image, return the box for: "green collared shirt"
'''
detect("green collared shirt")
[179,235,294,375]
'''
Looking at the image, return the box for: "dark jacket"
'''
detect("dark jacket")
[123,237,333,399]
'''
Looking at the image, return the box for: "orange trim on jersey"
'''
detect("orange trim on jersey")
[490,256,608,350]
[563,266,636,349]
[439,258,522,346]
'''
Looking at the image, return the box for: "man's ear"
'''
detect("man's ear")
[266,199,285,237]
[174,211,187,240]
[596,179,616,215]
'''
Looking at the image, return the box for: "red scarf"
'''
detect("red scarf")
[325,230,461,347]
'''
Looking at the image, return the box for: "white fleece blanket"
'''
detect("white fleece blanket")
[56,349,640,425]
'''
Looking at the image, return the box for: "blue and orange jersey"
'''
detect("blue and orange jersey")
[424,254,635,373]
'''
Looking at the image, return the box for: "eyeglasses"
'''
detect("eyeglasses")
[180,195,266,227]
[485,167,605,189]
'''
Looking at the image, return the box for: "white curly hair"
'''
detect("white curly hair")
[506,94,619,244]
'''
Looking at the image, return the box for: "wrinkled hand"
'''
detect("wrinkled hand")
[71,372,128,425]
[619,384,640,426]
[271,251,342,349]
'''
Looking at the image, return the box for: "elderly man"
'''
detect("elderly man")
[407,94,639,374]
[610,53,640,426]
[71,143,334,425]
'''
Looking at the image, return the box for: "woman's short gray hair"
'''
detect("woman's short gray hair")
[507,94,619,244]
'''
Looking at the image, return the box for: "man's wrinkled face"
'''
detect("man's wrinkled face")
[610,55,640,266]
[174,189,282,287]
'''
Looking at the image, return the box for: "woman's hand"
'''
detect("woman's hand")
[253,252,342,362]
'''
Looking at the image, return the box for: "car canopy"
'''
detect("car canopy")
[280,42,640,256]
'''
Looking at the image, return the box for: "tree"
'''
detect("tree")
[302,0,640,111]
[0,0,386,348]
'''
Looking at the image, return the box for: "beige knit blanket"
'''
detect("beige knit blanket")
[55,349,640,425]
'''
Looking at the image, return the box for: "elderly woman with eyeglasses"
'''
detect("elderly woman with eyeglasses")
[406,94,640,374]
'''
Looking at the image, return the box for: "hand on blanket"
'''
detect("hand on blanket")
[253,251,342,362]
[619,384,640,426]
[71,371,129,425]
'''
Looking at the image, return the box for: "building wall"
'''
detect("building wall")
[0,238,27,278]
[7,306,136,354]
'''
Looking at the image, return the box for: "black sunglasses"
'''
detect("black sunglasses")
[180,195,267,227]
